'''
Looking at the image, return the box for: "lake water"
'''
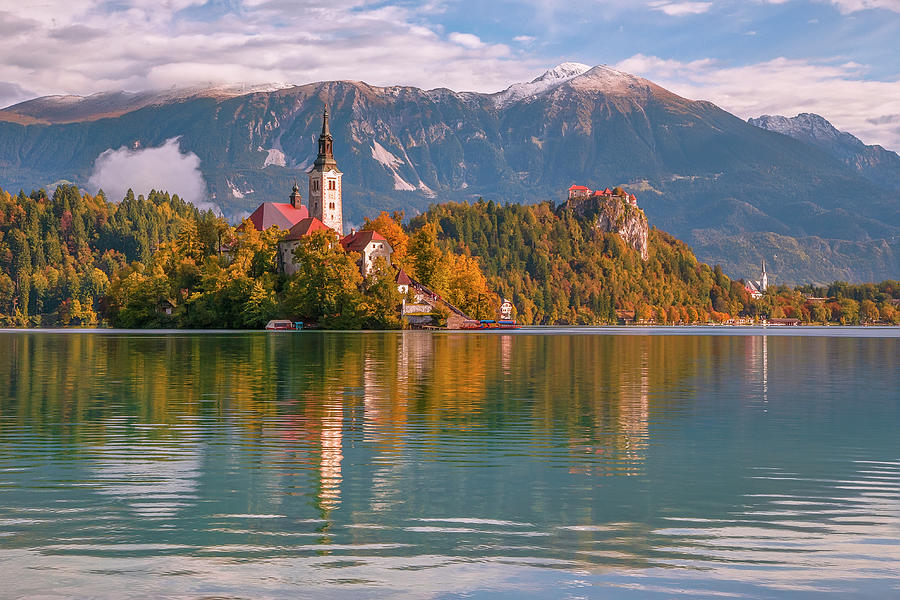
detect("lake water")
[0,328,898,598]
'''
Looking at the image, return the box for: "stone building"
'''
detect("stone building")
[339,230,393,275]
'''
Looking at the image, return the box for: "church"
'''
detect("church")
[244,106,478,328]
[246,106,393,276]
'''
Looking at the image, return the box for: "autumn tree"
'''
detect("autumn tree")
[284,229,363,327]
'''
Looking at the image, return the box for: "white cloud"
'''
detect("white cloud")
[616,53,900,150]
[0,1,539,98]
[448,32,485,49]
[87,137,218,212]
[827,0,900,13]
[648,1,713,16]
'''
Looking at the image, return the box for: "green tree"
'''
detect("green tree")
[284,230,363,327]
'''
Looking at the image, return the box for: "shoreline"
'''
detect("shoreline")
[2,325,899,337]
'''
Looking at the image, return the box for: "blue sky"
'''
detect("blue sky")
[0,0,898,148]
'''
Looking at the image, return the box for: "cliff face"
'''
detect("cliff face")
[568,194,649,261]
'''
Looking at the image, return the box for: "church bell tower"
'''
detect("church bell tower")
[308,105,343,235]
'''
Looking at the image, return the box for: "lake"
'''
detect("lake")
[0,328,898,598]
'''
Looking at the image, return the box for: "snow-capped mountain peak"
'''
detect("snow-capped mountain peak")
[532,62,592,83]
[492,62,591,108]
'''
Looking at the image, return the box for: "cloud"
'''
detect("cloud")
[616,53,900,150]
[648,1,713,16]
[827,0,900,13]
[0,81,34,109]
[0,1,540,97]
[448,32,485,49]
[87,137,218,213]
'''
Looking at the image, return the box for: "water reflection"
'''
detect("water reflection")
[0,330,897,598]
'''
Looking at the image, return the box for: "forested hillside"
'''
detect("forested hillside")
[415,200,900,325]
[1,185,897,327]
[0,185,496,328]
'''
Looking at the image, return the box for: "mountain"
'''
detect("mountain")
[749,113,900,192]
[0,65,897,284]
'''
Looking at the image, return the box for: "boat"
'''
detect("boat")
[458,319,521,330]
[265,319,296,331]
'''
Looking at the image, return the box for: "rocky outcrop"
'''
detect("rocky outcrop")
[568,193,649,260]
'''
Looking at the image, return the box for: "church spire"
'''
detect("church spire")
[307,102,343,235]
[321,105,331,137]
[314,104,337,170]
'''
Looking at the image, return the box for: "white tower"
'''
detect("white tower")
[760,260,768,291]
[308,105,343,235]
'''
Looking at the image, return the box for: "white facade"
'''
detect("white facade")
[309,168,343,236]
[359,239,390,275]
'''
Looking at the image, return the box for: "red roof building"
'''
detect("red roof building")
[568,184,592,200]
[244,184,309,231]
[283,217,330,241]
[339,230,393,275]
[395,268,412,286]
[339,229,386,252]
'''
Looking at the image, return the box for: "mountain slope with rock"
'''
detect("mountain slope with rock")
[0,65,897,283]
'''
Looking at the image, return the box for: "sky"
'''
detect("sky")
[0,0,899,149]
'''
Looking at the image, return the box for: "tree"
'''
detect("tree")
[408,221,448,294]
[284,230,363,327]
[444,252,499,319]
[241,280,278,328]
[860,299,879,323]
[360,258,403,329]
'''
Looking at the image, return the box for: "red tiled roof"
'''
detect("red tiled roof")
[395,268,411,285]
[340,229,388,253]
[283,217,330,240]
[603,188,612,195]
[592,190,604,196]
[246,202,308,231]
[568,185,590,191]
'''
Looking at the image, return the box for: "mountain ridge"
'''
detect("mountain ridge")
[749,112,900,192]
[0,64,897,284]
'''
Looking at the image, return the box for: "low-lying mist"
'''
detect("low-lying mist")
[87,137,220,213]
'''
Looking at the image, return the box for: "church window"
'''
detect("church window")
[329,202,335,209]
[329,180,336,190]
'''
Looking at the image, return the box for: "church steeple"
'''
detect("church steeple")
[308,103,343,235]
[314,105,338,171]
